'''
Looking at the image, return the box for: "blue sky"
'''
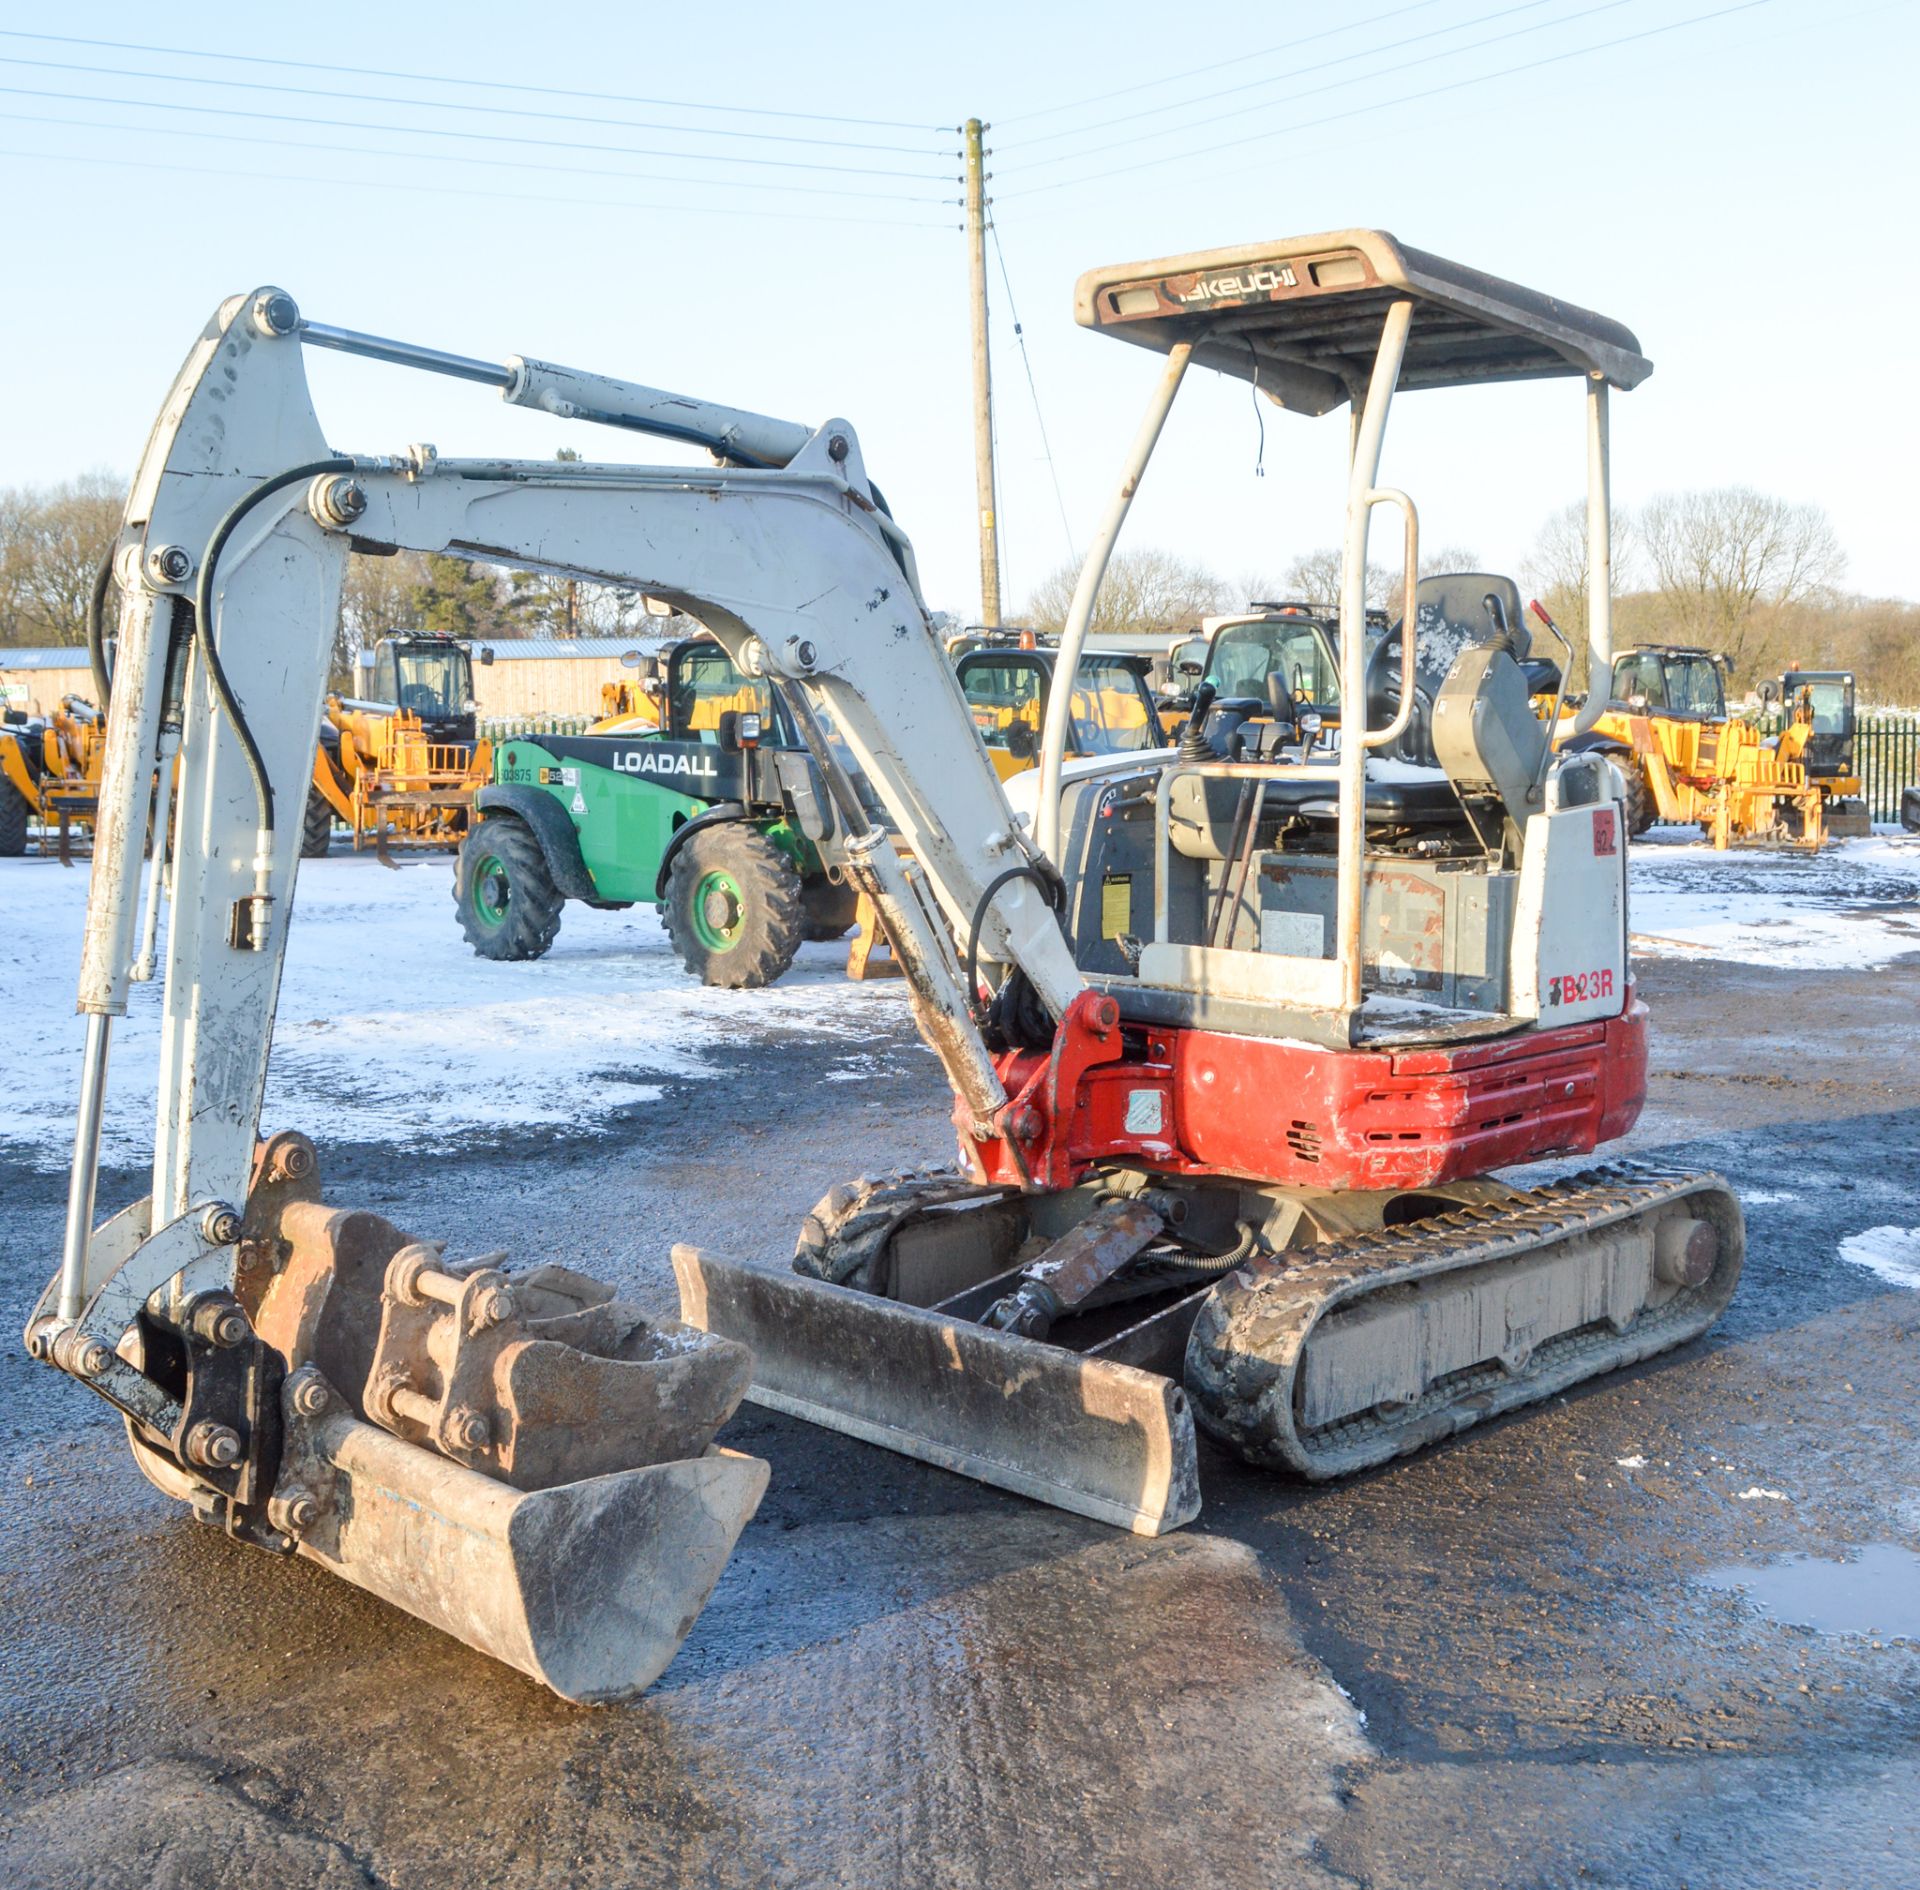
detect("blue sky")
[2,0,1912,614]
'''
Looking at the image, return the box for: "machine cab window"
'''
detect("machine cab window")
[1795,675,1851,734]
[369,640,471,723]
[667,640,777,744]
[1610,652,1667,710]
[960,653,1157,775]
[1664,654,1726,719]
[1204,618,1342,712]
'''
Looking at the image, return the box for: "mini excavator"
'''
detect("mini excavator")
[32,233,1741,1704]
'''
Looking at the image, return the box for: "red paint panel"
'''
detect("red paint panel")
[961,1000,1650,1195]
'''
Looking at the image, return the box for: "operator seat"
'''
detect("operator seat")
[1366,572,1530,766]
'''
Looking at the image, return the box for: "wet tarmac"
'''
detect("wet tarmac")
[1,949,1916,1888]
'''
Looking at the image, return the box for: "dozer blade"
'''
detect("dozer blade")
[672,1245,1201,1536]
[1186,1162,1744,1479]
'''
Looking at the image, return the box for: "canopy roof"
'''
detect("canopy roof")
[1074,229,1651,415]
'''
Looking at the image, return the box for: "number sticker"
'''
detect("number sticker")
[1547,968,1615,1007]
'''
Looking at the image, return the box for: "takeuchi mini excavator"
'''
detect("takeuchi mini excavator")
[34,236,1741,1704]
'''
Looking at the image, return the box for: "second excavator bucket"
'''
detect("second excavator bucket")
[95,1137,768,1705]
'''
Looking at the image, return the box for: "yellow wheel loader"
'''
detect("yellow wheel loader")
[0,693,108,861]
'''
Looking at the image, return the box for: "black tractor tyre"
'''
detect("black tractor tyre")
[0,775,27,857]
[663,823,805,988]
[454,818,565,962]
[801,875,860,944]
[300,786,335,859]
[1621,765,1656,838]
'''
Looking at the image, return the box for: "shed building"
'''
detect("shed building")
[472,636,671,723]
[0,647,96,717]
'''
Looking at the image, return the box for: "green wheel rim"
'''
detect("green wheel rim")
[691,868,746,952]
[471,854,512,927]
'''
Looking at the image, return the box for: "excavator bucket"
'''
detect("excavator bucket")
[132,1397,764,1705]
[52,1137,767,1705]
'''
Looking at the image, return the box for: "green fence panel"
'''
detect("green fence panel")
[1857,714,1920,822]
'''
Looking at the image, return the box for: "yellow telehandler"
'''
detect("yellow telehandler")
[303,632,492,859]
[0,694,108,861]
[1548,632,1824,847]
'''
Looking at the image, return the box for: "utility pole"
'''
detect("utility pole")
[964,117,1002,626]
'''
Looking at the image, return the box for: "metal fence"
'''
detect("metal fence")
[478,712,595,743]
[1857,714,1920,821]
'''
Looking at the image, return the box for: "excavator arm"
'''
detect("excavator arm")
[66,288,1077,1246]
[30,285,1109,1694]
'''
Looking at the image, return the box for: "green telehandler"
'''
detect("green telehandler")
[452,636,854,986]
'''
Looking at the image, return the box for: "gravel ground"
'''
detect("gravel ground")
[0,841,1915,1889]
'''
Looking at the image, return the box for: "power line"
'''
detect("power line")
[0,83,952,183]
[1001,0,1571,161]
[1003,0,1775,201]
[0,142,952,231]
[994,0,1449,127]
[0,27,943,133]
[987,219,1076,565]
[1011,0,1641,179]
[4,109,955,204]
[0,52,947,156]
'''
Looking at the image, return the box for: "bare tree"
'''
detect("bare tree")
[1520,501,1643,684]
[1419,544,1482,577]
[1269,547,1391,609]
[0,472,123,645]
[506,568,650,639]
[1022,547,1230,636]
[1638,487,1845,674]
[334,549,433,685]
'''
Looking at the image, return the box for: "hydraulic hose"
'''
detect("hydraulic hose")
[964,862,1064,1022]
[86,555,115,708]
[1180,1221,1261,1274]
[193,458,355,852]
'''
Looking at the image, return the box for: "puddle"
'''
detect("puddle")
[1699,1544,1920,1640]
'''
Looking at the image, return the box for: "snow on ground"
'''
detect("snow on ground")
[4,825,1916,1172]
[1837,1226,1920,1290]
[0,855,907,1172]
[1629,830,1920,969]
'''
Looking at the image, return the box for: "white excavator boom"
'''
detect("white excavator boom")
[24,285,1080,1696]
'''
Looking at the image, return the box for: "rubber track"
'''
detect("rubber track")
[794,1168,1002,1291]
[1185,1159,1744,1480]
